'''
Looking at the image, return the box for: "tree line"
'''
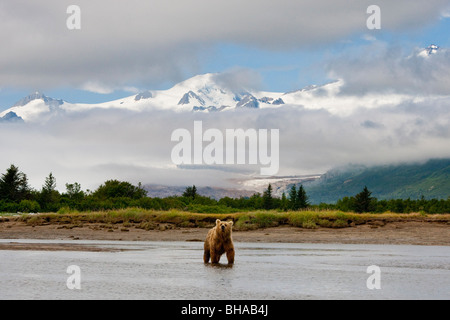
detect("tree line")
[0,164,449,214]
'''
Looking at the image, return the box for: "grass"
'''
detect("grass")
[5,208,450,230]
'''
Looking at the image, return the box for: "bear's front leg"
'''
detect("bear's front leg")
[210,250,220,264]
[226,248,235,264]
[203,249,210,263]
[203,241,211,263]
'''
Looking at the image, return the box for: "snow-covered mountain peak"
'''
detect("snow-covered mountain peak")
[417,44,440,58]
[0,111,24,123]
[171,73,219,92]
[160,72,269,111]
[0,91,66,122]
[12,91,64,108]
[1,63,442,123]
[426,44,439,55]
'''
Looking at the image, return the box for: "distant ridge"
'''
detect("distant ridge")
[299,159,450,204]
[143,184,256,200]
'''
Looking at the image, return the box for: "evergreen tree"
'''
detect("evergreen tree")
[262,184,273,210]
[353,186,374,213]
[43,173,56,193]
[192,185,197,199]
[40,172,60,211]
[183,185,197,200]
[280,192,288,211]
[289,185,298,210]
[0,164,30,202]
[296,185,309,209]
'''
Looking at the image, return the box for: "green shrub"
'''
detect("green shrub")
[18,200,41,213]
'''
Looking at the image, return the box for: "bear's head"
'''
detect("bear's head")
[216,219,233,236]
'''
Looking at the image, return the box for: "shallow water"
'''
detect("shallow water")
[0,239,449,300]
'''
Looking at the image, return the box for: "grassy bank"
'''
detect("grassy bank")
[2,208,449,231]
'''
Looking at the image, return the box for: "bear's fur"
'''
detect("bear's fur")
[204,219,235,264]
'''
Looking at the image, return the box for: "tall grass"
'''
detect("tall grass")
[10,208,450,229]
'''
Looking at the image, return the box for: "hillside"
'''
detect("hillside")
[301,159,450,204]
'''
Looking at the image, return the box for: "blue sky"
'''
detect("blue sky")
[1,1,449,111]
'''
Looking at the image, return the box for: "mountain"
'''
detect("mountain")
[144,158,450,203]
[0,111,24,123]
[12,91,64,108]
[237,174,322,197]
[1,42,444,123]
[297,159,450,204]
[0,73,421,122]
[144,184,257,200]
[0,73,283,122]
[0,91,65,122]
[0,44,445,123]
[417,44,439,58]
[144,174,322,200]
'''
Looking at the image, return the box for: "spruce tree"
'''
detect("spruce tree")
[262,184,273,210]
[183,185,197,200]
[353,186,374,213]
[281,192,288,211]
[296,185,309,209]
[0,164,30,202]
[40,172,59,210]
[43,173,56,194]
[289,185,298,210]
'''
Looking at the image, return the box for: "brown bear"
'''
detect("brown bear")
[203,219,235,264]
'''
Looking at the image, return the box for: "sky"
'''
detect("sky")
[0,0,449,109]
[0,0,450,191]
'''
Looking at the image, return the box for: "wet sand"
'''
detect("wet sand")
[0,219,449,250]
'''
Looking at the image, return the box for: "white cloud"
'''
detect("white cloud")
[1,98,449,191]
[212,68,263,92]
[362,34,377,42]
[81,81,114,94]
[326,42,450,95]
[441,6,450,17]
[0,0,448,90]
[80,82,140,95]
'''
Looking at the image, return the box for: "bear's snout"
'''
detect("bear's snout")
[221,225,225,231]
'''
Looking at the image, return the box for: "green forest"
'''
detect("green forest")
[1,164,449,214]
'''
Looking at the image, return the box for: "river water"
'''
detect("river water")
[0,239,448,300]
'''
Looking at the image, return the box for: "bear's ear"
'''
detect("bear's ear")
[216,219,221,225]
[228,221,234,226]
